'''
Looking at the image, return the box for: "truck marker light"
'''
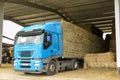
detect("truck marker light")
[34,63,40,67]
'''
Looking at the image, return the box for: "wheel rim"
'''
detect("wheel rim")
[74,62,78,69]
[50,64,55,72]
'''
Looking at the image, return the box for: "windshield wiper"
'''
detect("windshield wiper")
[27,43,34,44]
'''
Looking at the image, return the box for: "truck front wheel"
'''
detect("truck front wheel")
[46,60,57,75]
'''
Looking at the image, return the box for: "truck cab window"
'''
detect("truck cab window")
[44,32,52,49]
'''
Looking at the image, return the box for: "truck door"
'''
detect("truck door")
[43,32,58,58]
[52,34,59,54]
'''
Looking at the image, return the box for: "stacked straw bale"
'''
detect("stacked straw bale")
[84,52,116,69]
[79,23,103,38]
[61,20,108,58]
[110,39,116,52]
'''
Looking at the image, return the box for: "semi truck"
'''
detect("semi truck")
[13,21,84,75]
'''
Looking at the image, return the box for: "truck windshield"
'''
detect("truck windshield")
[15,34,44,44]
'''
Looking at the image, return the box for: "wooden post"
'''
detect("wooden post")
[0,1,3,66]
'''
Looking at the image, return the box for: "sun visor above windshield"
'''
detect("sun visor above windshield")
[16,29,44,37]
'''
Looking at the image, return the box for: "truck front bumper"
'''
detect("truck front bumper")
[14,59,46,72]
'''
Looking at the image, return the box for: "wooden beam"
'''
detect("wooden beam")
[95,23,113,27]
[91,20,113,25]
[76,16,114,24]
[98,27,112,29]
[15,13,56,20]
[102,29,112,32]
[25,18,61,26]
[4,15,25,26]
[20,15,60,23]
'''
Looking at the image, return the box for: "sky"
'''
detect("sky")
[3,20,23,44]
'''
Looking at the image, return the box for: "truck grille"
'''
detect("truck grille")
[19,51,33,57]
[20,61,31,68]
[21,61,31,64]
[21,66,31,68]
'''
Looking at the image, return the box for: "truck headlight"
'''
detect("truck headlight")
[34,63,40,67]
[14,59,18,63]
[14,61,17,63]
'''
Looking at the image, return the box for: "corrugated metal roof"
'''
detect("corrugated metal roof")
[4,0,114,32]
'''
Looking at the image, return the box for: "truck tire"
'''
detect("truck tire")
[46,60,57,75]
[24,72,30,74]
[72,59,79,70]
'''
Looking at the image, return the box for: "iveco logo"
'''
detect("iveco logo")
[22,46,28,48]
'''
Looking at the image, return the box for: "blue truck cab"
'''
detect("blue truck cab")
[14,21,80,75]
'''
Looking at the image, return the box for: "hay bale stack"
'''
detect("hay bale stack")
[79,23,103,38]
[109,33,116,52]
[61,20,107,58]
[84,52,116,69]
[109,20,116,52]
[104,33,116,52]
[110,39,116,52]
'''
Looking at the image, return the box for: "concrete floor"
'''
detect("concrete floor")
[0,64,120,80]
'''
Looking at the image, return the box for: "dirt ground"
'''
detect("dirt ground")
[0,64,120,80]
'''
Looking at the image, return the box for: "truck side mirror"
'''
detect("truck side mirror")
[44,32,52,49]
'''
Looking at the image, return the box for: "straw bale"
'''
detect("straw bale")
[109,40,116,52]
[84,52,116,69]
[79,23,103,37]
[61,20,107,58]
